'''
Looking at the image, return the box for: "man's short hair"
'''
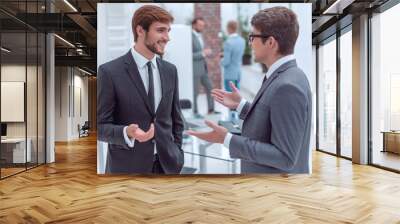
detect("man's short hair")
[192,17,204,25]
[251,6,299,55]
[227,21,238,32]
[132,5,174,42]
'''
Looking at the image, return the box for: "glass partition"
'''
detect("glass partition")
[1,30,28,177]
[339,29,352,158]
[318,37,337,155]
[0,0,46,179]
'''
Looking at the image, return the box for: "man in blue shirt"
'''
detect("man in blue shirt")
[221,21,245,92]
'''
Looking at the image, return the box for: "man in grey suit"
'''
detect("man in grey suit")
[97,5,184,174]
[188,7,312,173]
[192,17,215,115]
[221,21,245,92]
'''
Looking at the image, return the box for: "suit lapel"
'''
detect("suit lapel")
[192,32,201,50]
[123,51,152,115]
[155,58,167,115]
[246,60,297,116]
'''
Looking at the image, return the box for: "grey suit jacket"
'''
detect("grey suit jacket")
[230,60,312,173]
[97,51,184,174]
[192,32,208,77]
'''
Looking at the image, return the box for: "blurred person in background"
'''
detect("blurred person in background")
[192,17,217,117]
[221,20,245,121]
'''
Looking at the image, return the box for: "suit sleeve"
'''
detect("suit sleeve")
[171,66,184,149]
[97,65,126,146]
[193,51,204,61]
[229,84,308,172]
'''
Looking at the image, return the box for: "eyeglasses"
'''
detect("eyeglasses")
[248,33,271,43]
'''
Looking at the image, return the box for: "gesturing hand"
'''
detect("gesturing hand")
[202,48,212,57]
[186,120,228,144]
[126,123,154,142]
[211,81,242,110]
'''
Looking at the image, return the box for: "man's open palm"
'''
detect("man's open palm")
[211,81,242,110]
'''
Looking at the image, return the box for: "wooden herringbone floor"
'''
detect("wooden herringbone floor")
[1,134,400,224]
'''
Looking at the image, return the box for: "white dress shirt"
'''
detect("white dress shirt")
[223,54,296,149]
[123,47,162,154]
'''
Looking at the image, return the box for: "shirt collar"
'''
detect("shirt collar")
[192,30,201,36]
[228,33,239,38]
[265,54,295,80]
[131,46,157,69]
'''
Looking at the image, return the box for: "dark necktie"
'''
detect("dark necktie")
[146,61,155,114]
[262,76,267,85]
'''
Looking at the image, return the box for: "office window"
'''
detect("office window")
[371,3,400,171]
[318,37,337,154]
[340,29,352,158]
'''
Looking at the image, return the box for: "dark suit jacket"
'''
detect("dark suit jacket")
[192,32,208,77]
[97,51,184,174]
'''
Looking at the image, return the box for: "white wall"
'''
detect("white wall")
[1,82,24,123]
[159,3,194,25]
[1,65,26,142]
[221,4,239,34]
[55,67,68,141]
[71,73,89,138]
[54,67,89,141]
[1,65,30,138]
[1,65,26,82]
[163,25,193,103]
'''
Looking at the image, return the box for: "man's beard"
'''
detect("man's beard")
[145,39,164,56]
